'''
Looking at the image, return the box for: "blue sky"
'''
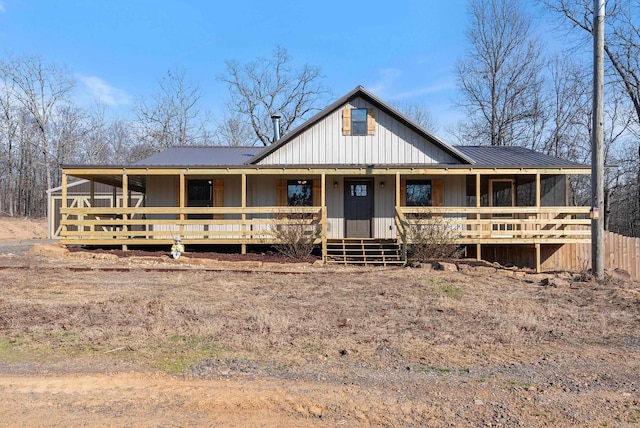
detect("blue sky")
[0,1,514,135]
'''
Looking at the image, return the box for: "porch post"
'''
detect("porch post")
[535,243,541,273]
[61,173,67,238]
[90,180,95,208]
[241,172,247,254]
[179,172,185,237]
[535,173,541,208]
[122,170,128,251]
[321,172,327,263]
[89,180,95,234]
[535,172,541,242]
[396,171,406,261]
[476,172,481,262]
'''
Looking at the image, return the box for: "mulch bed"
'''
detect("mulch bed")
[66,246,319,264]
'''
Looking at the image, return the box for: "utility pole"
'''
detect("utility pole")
[591,0,605,279]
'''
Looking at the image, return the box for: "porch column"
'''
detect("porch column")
[476,172,481,262]
[90,180,95,207]
[61,173,67,238]
[241,172,247,254]
[535,243,541,273]
[89,180,95,234]
[396,171,406,261]
[321,172,327,263]
[122,170,128,251]
[535,173,541,208]
[179,172,185,237]
[535,172,541,243]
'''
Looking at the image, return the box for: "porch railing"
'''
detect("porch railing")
[395,206,592,249]
[59,206,326,246]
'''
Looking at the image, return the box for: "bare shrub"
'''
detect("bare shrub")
[272,214,321,260]
[407,213,463,262]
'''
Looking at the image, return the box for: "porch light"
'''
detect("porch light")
[380,181,385,188]
[334,181,339,188]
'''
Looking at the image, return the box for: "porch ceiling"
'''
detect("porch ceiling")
[68,173,146,193]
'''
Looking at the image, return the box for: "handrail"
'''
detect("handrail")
[394,206,591,244]
[60,205,324,245]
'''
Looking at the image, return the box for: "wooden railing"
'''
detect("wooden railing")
[59,206,326,246]
[395,206,592,245]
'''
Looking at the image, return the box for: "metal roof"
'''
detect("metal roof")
[131,145,587,169]
[454,146,586,168]
[133,146,263,167]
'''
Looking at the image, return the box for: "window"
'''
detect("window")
[343,107,375,136]
[287,180,313,206]
[187,179,212,219]
[406,180,432,206]
[351,108,368,136]
[350,183,368,197]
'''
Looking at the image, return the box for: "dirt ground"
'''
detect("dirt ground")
[0,217,639,427]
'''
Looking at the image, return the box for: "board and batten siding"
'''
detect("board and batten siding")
[327,175,465,240]
[256,97,462,166]
[146,175,178,220]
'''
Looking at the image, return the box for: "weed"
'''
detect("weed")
[434,284,463,299]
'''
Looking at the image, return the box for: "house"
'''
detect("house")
[58,86,591,271]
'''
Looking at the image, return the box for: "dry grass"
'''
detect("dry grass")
[1,261,639,377]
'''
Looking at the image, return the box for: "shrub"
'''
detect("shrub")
[407,213,463,261]
[272,214,321,260]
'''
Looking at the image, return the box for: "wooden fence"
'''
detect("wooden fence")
[542,230,640,279]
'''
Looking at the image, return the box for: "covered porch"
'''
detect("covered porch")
[59,165,591,271]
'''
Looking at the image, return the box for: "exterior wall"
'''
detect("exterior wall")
[328,174,466,240]
[146,175,178,219]
[144,173,466,241]
[257,97,462,166]
[326,177,344,239]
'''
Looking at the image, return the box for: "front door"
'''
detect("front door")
[344,179,373,238]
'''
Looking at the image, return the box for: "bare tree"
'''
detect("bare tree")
[393,101,439,132]
[542,0,640,235]
[219,46,329,146]
[542,0,640,126]
[213,113,258,146]
[133,67,206,154]
[0,55,75,196]
[540,55,592,158]
[456,0,544,147]
[0,77,21,215]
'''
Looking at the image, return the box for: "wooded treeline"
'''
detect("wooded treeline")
[0,1,638,238]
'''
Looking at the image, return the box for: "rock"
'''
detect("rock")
[28,243,69,257]
[540,277,570,288]
[70,251,118,260]
[556,271,574,280]
[472,266,498,276]
[607,268,631,281]
[435,261,458,272]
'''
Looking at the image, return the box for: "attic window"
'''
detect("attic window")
[351,109,368,136]
[342,108,375,136]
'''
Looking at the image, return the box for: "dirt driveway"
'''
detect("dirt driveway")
[0,218,639,426]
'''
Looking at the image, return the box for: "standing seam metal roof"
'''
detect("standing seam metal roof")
[131,145,587,168]
[132,146,264,167]
[453,146,587,168]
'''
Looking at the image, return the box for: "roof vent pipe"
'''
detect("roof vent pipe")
[271,112,281,143]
